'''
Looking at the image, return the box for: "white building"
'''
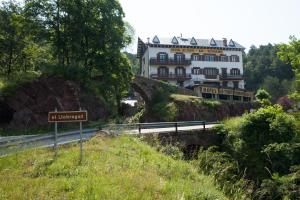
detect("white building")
[137,36,246,89]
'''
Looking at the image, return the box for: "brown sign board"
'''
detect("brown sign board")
[48,110,88,123]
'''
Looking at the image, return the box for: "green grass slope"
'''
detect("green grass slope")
[0,135,227,200]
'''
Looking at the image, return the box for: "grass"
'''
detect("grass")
[0,135,228,200]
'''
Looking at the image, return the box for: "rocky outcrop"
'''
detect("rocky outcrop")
[0,76,108,129]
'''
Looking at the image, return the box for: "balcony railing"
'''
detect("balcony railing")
[219,74,244,80]
[204,74,218,79]
[151,73,192,80]
[150,58,191,65]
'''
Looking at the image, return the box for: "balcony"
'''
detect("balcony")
[150,58,191,66]
[219,74,244,80]
[151,73,192,80]
[204,74,218,79]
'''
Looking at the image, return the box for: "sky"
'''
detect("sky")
[119,0,300,53]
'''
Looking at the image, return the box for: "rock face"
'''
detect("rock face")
[0,76,108,129]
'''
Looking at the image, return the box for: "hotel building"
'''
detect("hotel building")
[137,35,245,88]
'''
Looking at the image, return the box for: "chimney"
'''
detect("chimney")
[223,38,227,47]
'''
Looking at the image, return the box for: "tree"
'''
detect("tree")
[23,0,133,113]
[244,44,294,91]
[277,36,300,102]
[0,0,50,78]
[255,88,271,105]
[262,76,291,102]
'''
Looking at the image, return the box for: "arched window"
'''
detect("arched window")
[230,68,240,75]
[158,66,169,76]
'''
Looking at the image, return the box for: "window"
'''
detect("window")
[157,52,167,63]
[220,56,228,62]
[175,53,184,62]
[230,55,239,62]
[158,67,168,76]
[204,68,219,76]
[192,67,202,75]
[192,54,200,61]
[204,55,215,61]
[230,68,240,75]
[175,67,185,76]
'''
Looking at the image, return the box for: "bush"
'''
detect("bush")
[160,144,183,160]
[152,102,178,121]
[196,147,254,199]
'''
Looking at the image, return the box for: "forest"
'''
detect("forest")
[0,0,134,115]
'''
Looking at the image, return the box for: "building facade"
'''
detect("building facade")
[137,36,245,89]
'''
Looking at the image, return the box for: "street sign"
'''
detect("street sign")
[48,109,88,163]
[48,110,88,123]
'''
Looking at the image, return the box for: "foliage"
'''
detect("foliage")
[0,0,134,115]
[124,52,139,75]
[255,88,271,101]
[276,96,294,110]
[244,44,294,91]
[196,147,253,199]
[0,135,228,200]
[152,102,178,122]
[159,143,184,160]
[198,106,300,199]
[262,76,292,102]
[0,70,40,97]
[254,167,300,200]
[0,1,49,77]
[231,106,296,180]
[255,88,271,106]
[278,36,300,102]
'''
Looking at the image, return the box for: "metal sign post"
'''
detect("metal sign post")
[54,108,58,156]
[79,108,83,163]
[48,109,88,162]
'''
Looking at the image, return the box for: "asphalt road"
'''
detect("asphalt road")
[0,123,217,156]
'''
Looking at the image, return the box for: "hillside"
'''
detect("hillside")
[0,135,228,200]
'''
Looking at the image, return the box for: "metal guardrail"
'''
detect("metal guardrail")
[101,120,211,134]
[0,121,217,155]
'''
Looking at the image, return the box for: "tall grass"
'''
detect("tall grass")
[0,135,228,200]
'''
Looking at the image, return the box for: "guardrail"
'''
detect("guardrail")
[101,120,210,134]
[0,121,217,156]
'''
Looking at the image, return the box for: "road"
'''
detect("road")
[0,123,217,156]
[122,124,216,134]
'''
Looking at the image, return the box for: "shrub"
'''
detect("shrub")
[152,102,178,121]
[160,144,184,160]
[277,96,294,110]
[221,105,297,181]
[196,147,254,199]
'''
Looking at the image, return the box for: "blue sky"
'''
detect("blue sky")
[119,0,300,53]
